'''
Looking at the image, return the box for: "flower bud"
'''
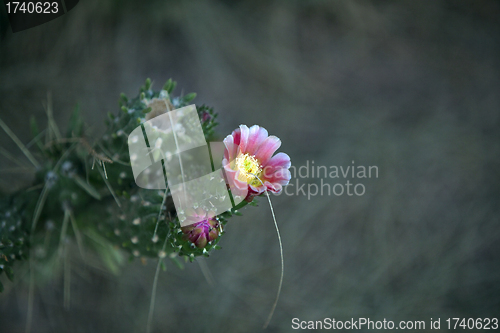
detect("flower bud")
[181,211,222,249]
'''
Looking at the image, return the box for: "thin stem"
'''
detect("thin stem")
[69,210,86,261]
[26,184,49,333]
[26,128,47,149]
[197,257,214,286]
[102,161,108,179]
[0,116,41,169]
[153,187,169,241]
[97,164,121,208]
[58,208,70,259]
[166,102,188,204]
[63,242,71,310]
[31,185,50,234]
[43,92,62,141]
[26,143,76,333]
[146,236,169,333]
[0,146,29,167]
[249,173,284,329]
[26,256,35,333]
[97,142,130,165]
[25,184,44,192]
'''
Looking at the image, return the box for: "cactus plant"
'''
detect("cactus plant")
[0,78,241,292]
[0,78,291,331]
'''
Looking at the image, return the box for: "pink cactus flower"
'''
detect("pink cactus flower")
[223,125,291,202]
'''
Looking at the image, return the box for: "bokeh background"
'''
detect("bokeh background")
[1,0,499,332]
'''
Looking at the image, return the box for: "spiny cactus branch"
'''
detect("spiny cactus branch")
[0,78,230,294]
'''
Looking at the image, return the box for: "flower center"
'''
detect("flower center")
[235,153,262,186]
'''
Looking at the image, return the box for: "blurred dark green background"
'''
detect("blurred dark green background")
[1,0,499,332]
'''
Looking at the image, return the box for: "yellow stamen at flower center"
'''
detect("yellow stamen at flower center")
[235,153,262,186]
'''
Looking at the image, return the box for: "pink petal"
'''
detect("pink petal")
[232,173,248,191]
[236,125,250,154]
[223,164,248,195]
[222,164,238,185]
[255,136,281,165]
[249,183,265,193]
[245,125,268,155]
[262,152,291,169]
[223,136,238,162]
[266,167,291,182]
[232,127,242,146]
[264,180,282,193]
